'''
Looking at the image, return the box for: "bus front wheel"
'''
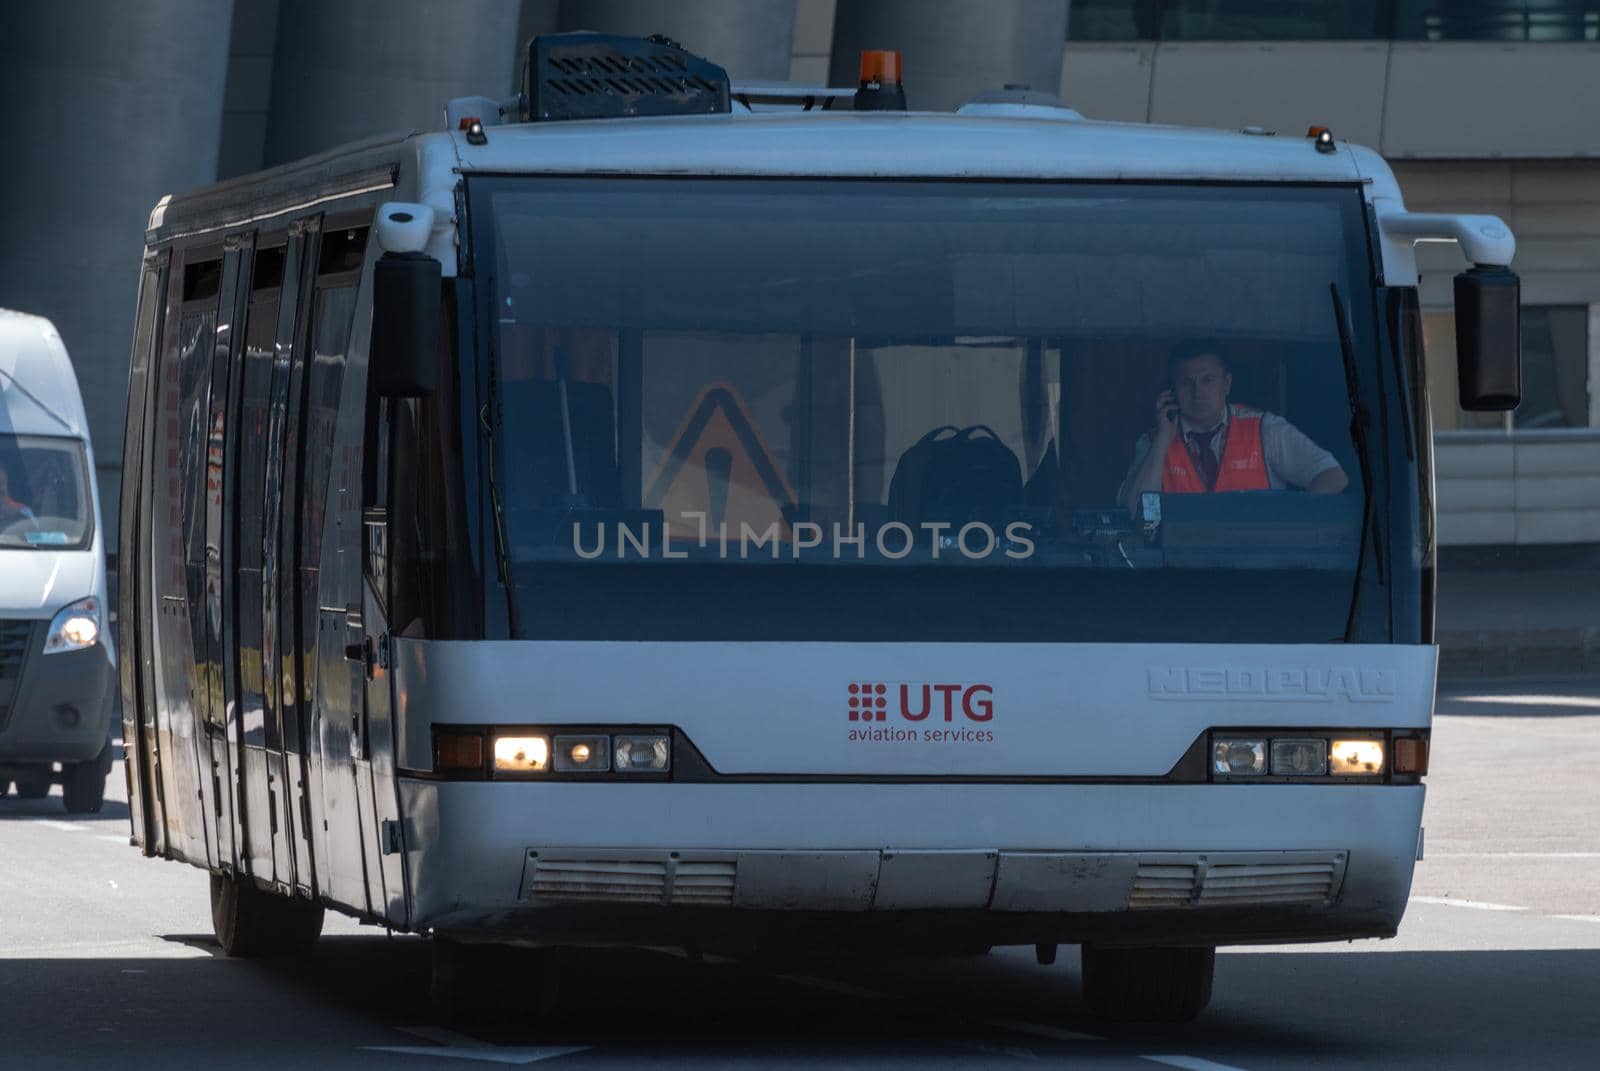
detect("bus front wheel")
[210,874,324,957]
[1080,944,1215,1022]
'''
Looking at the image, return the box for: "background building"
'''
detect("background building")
[3,0,1597,555]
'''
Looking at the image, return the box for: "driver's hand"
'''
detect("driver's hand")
[1154,390,1179,443]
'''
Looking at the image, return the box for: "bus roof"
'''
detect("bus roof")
[148,109,1406,246]
[439,111,1394,192]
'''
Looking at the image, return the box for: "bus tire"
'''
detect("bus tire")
[1080,944,1214,1023]
[210,873,324,957]
[62,742,112,813]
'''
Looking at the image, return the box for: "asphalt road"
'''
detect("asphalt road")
[2,679,1597,1069]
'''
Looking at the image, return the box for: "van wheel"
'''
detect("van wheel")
[14,770,52,799]
[1080,944,1215,1022]
[210,873,324,957]
[62,743,111,813]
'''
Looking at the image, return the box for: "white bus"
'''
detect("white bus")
[118,33,1521,1022]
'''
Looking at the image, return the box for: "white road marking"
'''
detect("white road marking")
[365,1027,587,1065]
[1142,1056,1250,1071]
[34,820,89,833]
[1553,915,1600,924]
[98,835,130,844]
[1411,896,1526,912]
[1447,692,1600,710]
[0,938,213,959]
[981,1017,1104,1043]
[1429,851,1600,859]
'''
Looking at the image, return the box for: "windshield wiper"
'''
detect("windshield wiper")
[1330,282,1384,642]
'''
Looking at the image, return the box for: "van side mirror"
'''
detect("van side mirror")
[371,252,441,398]
[1454,266,1521,411]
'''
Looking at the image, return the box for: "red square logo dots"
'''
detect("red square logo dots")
[848,682,890,721]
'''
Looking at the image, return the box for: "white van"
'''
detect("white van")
[0,308,115,812]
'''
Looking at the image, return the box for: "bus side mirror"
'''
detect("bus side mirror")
[1454,266,1521,411]
[371,252,441,398]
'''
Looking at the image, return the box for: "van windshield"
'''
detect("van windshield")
[0,434,92,549]
[472,177,1382,643]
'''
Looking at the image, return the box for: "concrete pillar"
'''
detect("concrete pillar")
[558,0,796,81]
[0,1,235,536]
[264,0,522,166]
[830,0,1069,112]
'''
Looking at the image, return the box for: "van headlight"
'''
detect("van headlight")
[44,596,100,655]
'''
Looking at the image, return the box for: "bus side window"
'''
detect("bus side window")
[238,243,285,750]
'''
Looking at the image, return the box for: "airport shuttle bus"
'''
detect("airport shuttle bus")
[118,34,1521,1021]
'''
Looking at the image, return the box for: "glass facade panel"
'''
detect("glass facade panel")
[1067,1,1600,41]
[1424,305,1591,433]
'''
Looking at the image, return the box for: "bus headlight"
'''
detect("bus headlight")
[1211,738,1266,776]
[553,734,610,772]
[1329,739,1385,776]
[44,596,100,655]
[614,734,671,772]
[1270,738,1329,776]
[494,735,550,774]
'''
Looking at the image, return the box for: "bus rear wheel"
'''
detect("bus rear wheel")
[1080,944,1215,1023]
[209,874,324,957]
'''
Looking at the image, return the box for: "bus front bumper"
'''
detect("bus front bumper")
[399,781,1424,948]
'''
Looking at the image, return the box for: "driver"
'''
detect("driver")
[1120,342,1348,515]
[0,464,34,524]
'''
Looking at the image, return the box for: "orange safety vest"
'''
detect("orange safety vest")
[1162,405,1270,493]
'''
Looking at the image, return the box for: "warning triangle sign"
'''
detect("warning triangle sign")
[644,383,798,541]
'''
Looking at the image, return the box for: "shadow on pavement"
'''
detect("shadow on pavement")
[3,937,1597,1068]
[0,793,132,822]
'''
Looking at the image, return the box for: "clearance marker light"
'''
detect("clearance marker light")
[1307,125,1336,154]
[1329,739,1385,776]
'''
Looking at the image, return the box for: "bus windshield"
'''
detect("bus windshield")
[0,433,91,549]
[473,177,1380,644]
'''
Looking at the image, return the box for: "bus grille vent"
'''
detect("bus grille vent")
[1129,863,1199,908]
[669,860,738,906]
[526,855,737,907]
[1196,862,1340,906]
[530,859,669,904]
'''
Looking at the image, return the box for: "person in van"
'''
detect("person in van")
[1119,342,1348,516]
[0,463,34,523]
